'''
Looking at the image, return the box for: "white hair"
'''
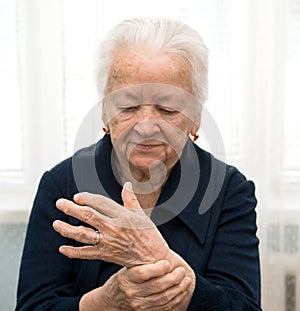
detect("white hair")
[95,18,208,104]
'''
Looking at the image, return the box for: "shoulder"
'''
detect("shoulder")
[191,143,256,214]
[50,141,100,175]
[194,143,254,189]
[40,141,102,199]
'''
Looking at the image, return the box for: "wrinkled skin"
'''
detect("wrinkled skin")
[53,47,199,310]
[53,183,196,310]
[53,183,170,267]
[88,261,192,311]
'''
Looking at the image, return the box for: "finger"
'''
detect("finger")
[122,182,142,210]
[73,193,86,205]
[73,193,119,217]
[147,289,189,311]
[58,244,140,267]
[126,260,171,283]
[128,266,188,297]
[53,220,99,245]
[146,275,191,299]
[58,245,103,260]
[56,198,111,228]
[130,280,190,310]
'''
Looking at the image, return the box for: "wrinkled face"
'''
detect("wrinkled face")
[103,47,200,173]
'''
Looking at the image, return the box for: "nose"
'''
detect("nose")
[133,105,161,138]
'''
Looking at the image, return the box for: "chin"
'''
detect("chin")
[129,157,165,170]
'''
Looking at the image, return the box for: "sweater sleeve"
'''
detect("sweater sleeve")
[16,171,82,311]
[188,169,261,310]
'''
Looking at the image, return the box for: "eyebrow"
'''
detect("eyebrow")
[125,92,140,101]
[153,94,175,102]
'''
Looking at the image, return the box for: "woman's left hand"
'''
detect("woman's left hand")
[80,260,192,311]
[53,182,170,267]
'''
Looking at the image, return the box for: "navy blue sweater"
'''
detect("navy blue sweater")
[17,135,261,310]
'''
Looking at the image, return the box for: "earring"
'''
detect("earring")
[102,126,110,135]
[189,133,199,142]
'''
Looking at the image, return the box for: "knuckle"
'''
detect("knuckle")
[174,292,187,304]
[129,299,141,309]
[163,304,173,311]
[167,292,186,309]
[152,278,164,289]
[116,272,131,292]
[160,292,172,303]
[77,248,84,258]
[63,203,71,213]
[134,267,147,280]
[81,209,93,222]
[124,288,135,299]
[77,226,87,239]
[159,301,175,311]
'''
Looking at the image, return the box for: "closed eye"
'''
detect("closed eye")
[158,106,178,115]
[119,106,138,112]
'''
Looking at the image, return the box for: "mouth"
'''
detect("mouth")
[132,140,164,151]
[135,144,161,150]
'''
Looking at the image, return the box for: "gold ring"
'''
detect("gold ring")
[93,230,101,246]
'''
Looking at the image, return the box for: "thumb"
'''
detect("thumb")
[122,182,142,210]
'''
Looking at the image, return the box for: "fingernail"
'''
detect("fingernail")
[56,198,65,207]
[184,277,191,286]
[178,267,185,276]
[123,181,133,192]
[73,193,80,201]
[52,220,60,229]
[58,246,65,254]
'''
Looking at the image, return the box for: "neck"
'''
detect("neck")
[117,160,170,192]
[114,157,172,211]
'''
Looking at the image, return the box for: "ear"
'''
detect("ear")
[191,110,201,135]
[191,124,200,136]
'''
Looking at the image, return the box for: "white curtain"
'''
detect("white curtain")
[0,0,300,310]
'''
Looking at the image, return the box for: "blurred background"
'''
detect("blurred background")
[0,0,299,310]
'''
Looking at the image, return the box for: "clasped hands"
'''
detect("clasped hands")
[53,182,195,310]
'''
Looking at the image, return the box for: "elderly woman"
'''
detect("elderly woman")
[17,18,261,310]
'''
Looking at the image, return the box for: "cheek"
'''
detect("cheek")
[109,117,132,142]
[165,116,192,137]
[160,123,189,155]
[108,118,137,158]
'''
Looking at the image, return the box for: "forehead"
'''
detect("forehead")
[106,47,193,94]
[108,83,192,106]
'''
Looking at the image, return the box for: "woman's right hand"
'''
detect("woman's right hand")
[54,182,171,268]
[79,260,192,311]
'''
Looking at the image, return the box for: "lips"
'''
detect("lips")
[132,140,164,151]
[135,144,161,150]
